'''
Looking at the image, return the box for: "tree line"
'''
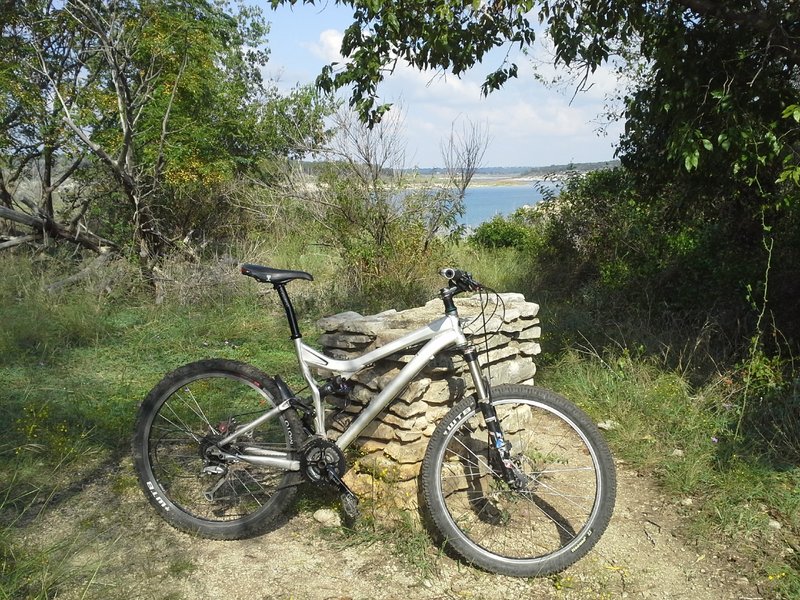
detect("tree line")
[3,0,799,344]
[274,0,800,348]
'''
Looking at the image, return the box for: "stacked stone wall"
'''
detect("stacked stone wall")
[316,293,541,509]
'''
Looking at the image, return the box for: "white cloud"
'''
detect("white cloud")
[266,13,624,167]
[377,54,622,166]
[306,29,345,63]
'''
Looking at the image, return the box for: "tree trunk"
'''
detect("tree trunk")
[42,143,55,219]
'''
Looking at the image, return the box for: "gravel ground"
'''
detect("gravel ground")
[19,457,767,600]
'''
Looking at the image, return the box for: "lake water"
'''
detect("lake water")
[461,182,557,226]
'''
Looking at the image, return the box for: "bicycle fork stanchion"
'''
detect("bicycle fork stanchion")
[464,348,529,489]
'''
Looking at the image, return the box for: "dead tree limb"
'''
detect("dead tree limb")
[0,234,42,250]
[0,205,116,253]
[44,249,115,293]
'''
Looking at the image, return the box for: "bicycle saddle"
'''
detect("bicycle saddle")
[240,264,314,284]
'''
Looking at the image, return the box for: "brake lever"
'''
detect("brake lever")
[461,275,481,292]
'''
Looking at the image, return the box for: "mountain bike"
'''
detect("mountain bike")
[132,265,616,577]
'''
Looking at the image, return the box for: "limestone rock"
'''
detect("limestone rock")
[313,508,342,528]
[316,292,541,509]
[384,440,429,464]
[317,311,363,332]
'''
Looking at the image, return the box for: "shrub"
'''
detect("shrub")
[268,110,469,312]
[471,214,532,250]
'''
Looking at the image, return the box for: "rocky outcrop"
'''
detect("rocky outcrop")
[316,293,541,510]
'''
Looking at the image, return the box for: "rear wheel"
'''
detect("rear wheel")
[132,359,303,539]
[421,385,616,577]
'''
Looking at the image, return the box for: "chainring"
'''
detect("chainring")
[300,438,347,484]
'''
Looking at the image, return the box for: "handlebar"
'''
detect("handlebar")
[439,267,482,292]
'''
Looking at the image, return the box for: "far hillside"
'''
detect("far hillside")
[519,160,621,177]
[414,160,620,178]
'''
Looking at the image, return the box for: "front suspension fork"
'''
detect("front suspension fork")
[464,348,528,488]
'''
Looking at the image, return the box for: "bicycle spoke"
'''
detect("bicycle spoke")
[428,395,608,566]
[138,367,301,529]
[152,412,202,443]
[174,388,216,432]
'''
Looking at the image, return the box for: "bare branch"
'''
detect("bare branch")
[441,117,490,199]
[33,41,119,172]
[46,153,86,193]
[0,234,42,250]
[0,205,117,252]
[154,53,189,183]
[67,1,136,171]
[44,249,115,293]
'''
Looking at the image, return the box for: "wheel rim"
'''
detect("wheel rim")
[435,398,604,566]
[144,372,294,523]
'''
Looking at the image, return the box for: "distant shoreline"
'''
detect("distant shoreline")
[467,175,553,187]
[416,159,619,187]
[421,173,563,188]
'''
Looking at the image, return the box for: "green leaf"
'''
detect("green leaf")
[386,13,399,34]
[781,104,800,123]
[778,166,800,185]
[684,150,699,171]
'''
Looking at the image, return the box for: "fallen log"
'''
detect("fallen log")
[0,234,42,250]
[0,205,116,253]
[44,248,116,293]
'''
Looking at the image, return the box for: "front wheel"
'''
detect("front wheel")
[132,359,304,539]
[421,385,616,577]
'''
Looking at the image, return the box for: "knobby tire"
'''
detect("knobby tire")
[132,359,303,539]
[421,384,616,577]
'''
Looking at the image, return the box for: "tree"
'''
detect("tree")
[274,0,800,341]
[441,117,490,202]
[263,108,488,309]
[1,0,330,279]
[273,1,798,193]
[0,1,108,251]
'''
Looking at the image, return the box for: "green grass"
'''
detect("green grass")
[1,250,798,598]
[539,349,800,600]
[0,254,318,597]
[450,242,535,296]
[333,509,442,581]
[0,466,106,600]
[2,301,305,458]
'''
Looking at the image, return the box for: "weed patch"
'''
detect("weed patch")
[338,510,441,581]
[540,349,799,599]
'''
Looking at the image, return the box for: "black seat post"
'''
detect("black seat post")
[274,284,302,339]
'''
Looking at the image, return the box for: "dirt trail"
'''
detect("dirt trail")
[24,459,764,600]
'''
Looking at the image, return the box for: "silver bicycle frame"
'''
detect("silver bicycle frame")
[228,312,475,470]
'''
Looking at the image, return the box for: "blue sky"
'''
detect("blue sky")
[260,2,625,168]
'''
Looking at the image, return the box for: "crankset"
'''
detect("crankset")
[301,438,346,483]
[300,437,360,523]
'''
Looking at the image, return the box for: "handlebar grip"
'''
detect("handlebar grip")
[440,267,463,281]
[440,267,481,291]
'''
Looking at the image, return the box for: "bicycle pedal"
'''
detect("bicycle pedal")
[340,491,360,524]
